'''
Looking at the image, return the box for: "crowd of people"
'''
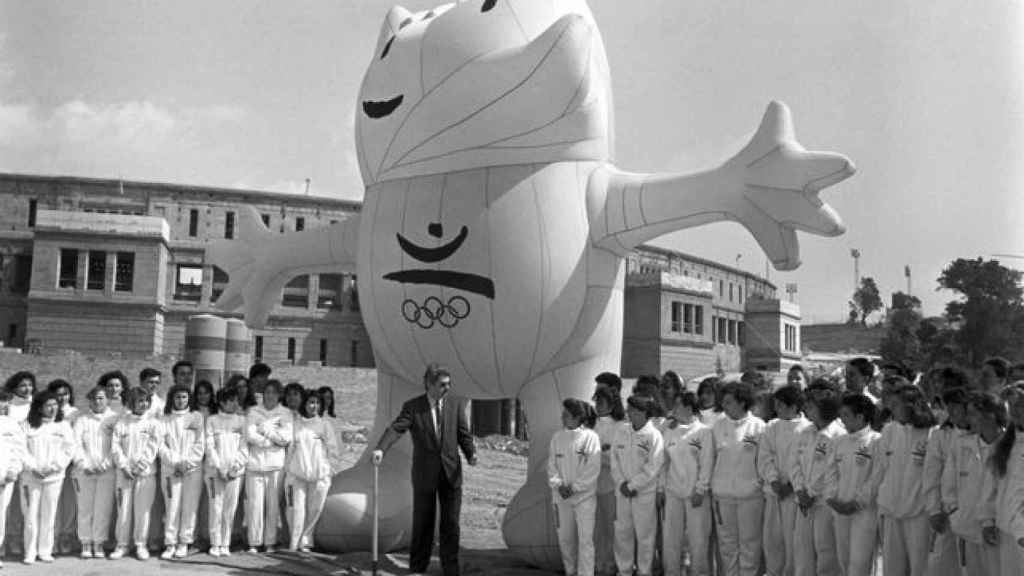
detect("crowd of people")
[0,361,344,565]
[547,356,1024,576]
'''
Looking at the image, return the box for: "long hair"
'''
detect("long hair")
[164,383,195,415]
[97,370,129,392]
[898,385,938,429]
[562,398,597,429]
[317,386,336,417]
[191,380,218,415]
[4,371,35,394]
[27,390,63,429]
[46,379,75,407]
[225,373,256,408]
[989,384,1024,477]
[592,383,625,421]
[299,390,322,419]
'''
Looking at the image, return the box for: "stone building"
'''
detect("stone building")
[1,172,799,376]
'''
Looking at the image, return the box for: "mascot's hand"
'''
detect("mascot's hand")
[372,449,384,465]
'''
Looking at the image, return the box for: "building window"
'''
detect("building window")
[728,320,737,345]
[175,264,203,301]
[711,315,717,342]
[282,275,309,308]
[349,275,360,311]
[738,321,745,346]
[87,251,106,290]
[115,252,134,292]
[729,283,734,302]
[785,324,798,352]
[261,213,270,227]
[718,317,727,344]
[225,211,235,239]
[683,304,694,334]
[254,335,263,361]
[318,274,343,309]
[8,323,17,344]
[28,199,37,227]
[319,339,328,365]
[211,266,228,302]
[670,302,682,333]
[11,255,31,294]
[719,279,724,297]
[58,249,78,288]
[287,338,297,364]
[188,209,199,237]
[694,306,704,335]
[296,217,305,231]
[738,286,743,304]
[350,339,359,366]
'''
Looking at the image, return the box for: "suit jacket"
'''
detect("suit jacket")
[390,394,475,491]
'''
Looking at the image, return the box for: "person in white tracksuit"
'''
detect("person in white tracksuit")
[944,390,1003,575]
[869,381,938,576]
[592,377,625,576]
[978,383,1024,576]
[285,391,342,552]
[661,391,714,576]
[0,391,26,568]
[757,385,809,576]
[72,386,119,559]
[547,398,601,576]
[611,395,664,576]
[19,390,76,564]
[98,371,129,415]
[158,384,206,559]
[924,389,961,576]
[710,381,766,576]
[245,379,293,553]
[825,393,881,576]
[205,386,248,557]
[791,383,845,576]
[109,387,163,560]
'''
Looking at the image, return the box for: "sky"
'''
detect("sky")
[1,0,1022,323]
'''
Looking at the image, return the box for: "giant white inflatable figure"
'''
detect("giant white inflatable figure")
[208,0,854,568]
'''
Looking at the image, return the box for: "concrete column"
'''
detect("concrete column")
[105,251,116,297]
[76,250,87,291]
[308,274,320,311]
[199,265,213,306]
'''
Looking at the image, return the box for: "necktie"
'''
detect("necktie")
[435,399,444,440]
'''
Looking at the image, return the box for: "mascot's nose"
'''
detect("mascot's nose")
[428,222,443,238]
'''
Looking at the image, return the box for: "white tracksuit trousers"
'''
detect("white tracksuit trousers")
[287,478,330,550]
[996,529,1024,576]
[115,474,158,548]
[958,538,998,576]
[553,494,597,576]
[205,475,242,549]
[73,472,116,546]
[928,529,960,576]
[162,469,203,546]
[663,495,711,576]
[595,491,616,574]
[21,479,64,560]
[245,469,283,547]
[882,514,931,576]
[794,502,839,576]
[0,483,14,553]
[833,507,878,576]
[763,494,798,576]
[714,496,763,576]
[614,491,657,575]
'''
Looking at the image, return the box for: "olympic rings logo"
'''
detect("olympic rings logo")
[401,296,471,329]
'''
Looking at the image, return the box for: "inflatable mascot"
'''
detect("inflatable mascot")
[207,0,854,569]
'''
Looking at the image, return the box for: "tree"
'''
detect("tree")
[937,258,1024,365]
[852,277,883,326]
[880,291,923,369]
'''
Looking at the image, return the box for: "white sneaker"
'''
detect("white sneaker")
[39,555,54,563]
[160,546,175,560]
[136,546,150,560]
[82,545,94,558]
[265,545,277,554]
[220,546,231,557]
[209,546,221,557]
[247,547,259,554]
[93,544,106,559]
[174,544,189,558]
[109,546,127,560]
[22,556,35,565]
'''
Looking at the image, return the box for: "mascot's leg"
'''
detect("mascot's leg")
[315,369,420,552]
[502,356,616,572]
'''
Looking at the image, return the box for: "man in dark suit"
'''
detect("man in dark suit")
[373,363,477,576]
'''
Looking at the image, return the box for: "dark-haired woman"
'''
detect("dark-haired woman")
[5,371,36,421]
[592,382,624,575]
[285,391,341,552]
[977,384,1024,576]
[159,384,205,559]
[20,390,75,564]
[548,398,600,576]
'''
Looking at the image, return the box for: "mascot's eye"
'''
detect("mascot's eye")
[381,36,395,59]
[482,0,497,12]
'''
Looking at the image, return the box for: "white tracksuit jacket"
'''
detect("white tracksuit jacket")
[246,405,293,472]
[611,421,665,494]
[21,420,75,484]
[71,408,118,476]
[941,430,992,543]
[924,425,956,517]
[873,423,932,519]
[548,427,602,497]
[111,413,162,477]
[792,420,846,500]
[758,416,810,494]
[286,416,342,483]
[594,416,622,494]
[159,410,205,474]
[825,426,882,508]
[977,433,1024,541]
[205,413,248,479]
[0,416,26,480]
[661,421,714,499]
[710,414,766,499]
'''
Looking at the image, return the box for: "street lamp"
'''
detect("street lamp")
[850,248,861,290]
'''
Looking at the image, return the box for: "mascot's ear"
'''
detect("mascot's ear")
[376,6,414,50]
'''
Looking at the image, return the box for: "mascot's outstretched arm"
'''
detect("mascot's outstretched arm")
[205,206,360,328]
[590,101,854,270]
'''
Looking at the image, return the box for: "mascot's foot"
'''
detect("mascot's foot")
[502,478,562,571]
[315,456,412,552]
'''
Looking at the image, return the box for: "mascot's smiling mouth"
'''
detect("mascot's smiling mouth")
[362,95,404,119]
[384,223,496,300]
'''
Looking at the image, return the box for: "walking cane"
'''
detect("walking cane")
[372,456,380,576]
